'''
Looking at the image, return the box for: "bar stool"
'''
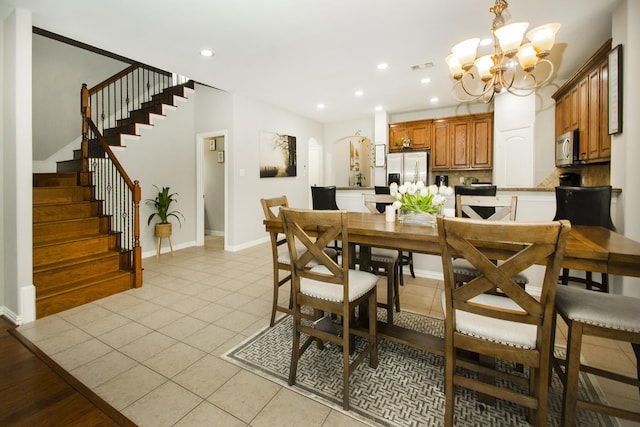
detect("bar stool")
[553,286,640,425]
[554,186,615,292]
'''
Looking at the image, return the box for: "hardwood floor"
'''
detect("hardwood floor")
[0,315,135,426]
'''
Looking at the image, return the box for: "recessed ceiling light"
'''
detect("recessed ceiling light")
[200,49,214,57]
[375,105,383,111]
[480,38,493,47]
[317,103,325,109]
[377,63,388,70]
[430,97,439,103]
[421,77,431,84]
[355,90,364,97]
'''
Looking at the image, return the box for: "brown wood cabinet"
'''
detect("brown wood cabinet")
[553,39,611,164]
[389,113,493,170]
[389,120,431,152]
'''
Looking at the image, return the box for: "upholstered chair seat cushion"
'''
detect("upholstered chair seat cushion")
[441,291,537,349]
[370,247,399,263]
[302,265,379,302]
[452,258,529,286]
[555,286,640,332]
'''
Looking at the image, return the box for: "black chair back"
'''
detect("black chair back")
[554,186,615,231]
[311,186,339,210]
[374,186,391,213]
[454,185,497,219]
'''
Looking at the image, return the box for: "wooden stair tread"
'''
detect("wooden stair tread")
[33,251,120,274]
[36,270,131,300]
[33,232,114,248]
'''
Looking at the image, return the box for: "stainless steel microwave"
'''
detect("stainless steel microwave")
[556,130,579,167]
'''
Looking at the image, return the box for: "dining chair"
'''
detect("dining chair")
[260,196,337,326]
[553,185,615,292]
[553,286,640,425]
[311,185,341,253]
[375,185,415,286]
[453,195,529,289]
[311,185,339,210]
[437,216,571,427]
[362,194,401,322]
[281,207,378,410]
[454,185,497,220]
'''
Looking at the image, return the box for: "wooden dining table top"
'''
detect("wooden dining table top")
[264,211,640,278]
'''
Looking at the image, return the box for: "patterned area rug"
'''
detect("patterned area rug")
[223,311,616,427]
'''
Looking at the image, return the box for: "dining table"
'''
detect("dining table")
[264,211,640,354]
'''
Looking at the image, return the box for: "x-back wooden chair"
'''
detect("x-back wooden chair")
[437,216,571,427]
[281,207,378,410]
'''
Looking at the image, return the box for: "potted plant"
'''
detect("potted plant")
[356,171,366,187]
[146,185,185,238]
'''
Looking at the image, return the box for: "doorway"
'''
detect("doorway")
[196,130,228,249]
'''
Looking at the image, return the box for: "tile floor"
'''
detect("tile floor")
[17,237,639,426]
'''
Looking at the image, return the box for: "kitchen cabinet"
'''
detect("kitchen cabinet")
[450,120,470,169]
[431,120,450,169]
[430,113,493,171]
[471,116,493,169]
[390,113,493,170]
[553,39,611,164]
[388,120,431,152]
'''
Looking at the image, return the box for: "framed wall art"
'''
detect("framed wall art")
[259,131,297,178]
[608,44,623,135]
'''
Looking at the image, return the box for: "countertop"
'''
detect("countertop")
[336,186,621,193]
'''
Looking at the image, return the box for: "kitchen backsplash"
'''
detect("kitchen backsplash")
[538,163,611,188]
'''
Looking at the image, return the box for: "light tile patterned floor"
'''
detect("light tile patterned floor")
[17,237,640,426]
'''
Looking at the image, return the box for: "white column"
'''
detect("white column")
[3,8,34,323]
[493,92,536,188]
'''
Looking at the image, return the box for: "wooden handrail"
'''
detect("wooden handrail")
[88,63,172,94]
[86,119,136,190]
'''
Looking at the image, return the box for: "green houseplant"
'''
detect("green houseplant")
[146,185,185,237]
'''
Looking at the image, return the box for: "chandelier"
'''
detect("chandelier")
[446,0,560,103]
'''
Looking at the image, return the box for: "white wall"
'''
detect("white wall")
[2,8,34,324]
[32,34,128,160]
[229,94,324,250]
[112,96,197,258]
[611,0,640,296]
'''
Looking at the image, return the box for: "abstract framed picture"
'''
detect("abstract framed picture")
[259,132,297,178]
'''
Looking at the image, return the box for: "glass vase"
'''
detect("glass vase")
[398,210,437,227]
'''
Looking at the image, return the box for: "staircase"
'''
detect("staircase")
[32,67,194,318]
[33,172,132,318]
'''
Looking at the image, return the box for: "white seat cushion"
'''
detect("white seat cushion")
[452,258,529,286]
[441,291,537,349]
[301,265,378,302]
[555,286,640,333]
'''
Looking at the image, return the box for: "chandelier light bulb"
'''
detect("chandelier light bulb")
[494,22,529,56]
[475,55,495,81]
[446,0,559,103]
[451,38,480,70]
[446,54,463,79]
[517,43,539,71]
[526,23,561,56]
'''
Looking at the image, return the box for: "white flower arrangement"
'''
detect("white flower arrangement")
[390,181,454,214]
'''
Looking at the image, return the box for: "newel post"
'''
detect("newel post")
[133,180,143,287]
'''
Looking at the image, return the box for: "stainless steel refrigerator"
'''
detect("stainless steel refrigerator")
[387,150,430,186]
